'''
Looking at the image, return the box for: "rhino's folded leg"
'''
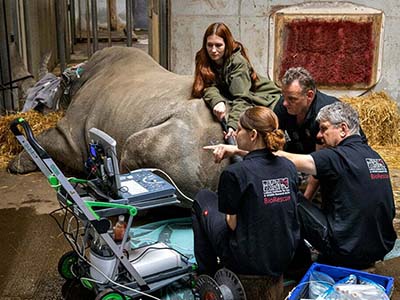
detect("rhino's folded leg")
[121,119,194,169]
[8,150,38,174]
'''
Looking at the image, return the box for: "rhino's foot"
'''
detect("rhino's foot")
[8,151,38,174]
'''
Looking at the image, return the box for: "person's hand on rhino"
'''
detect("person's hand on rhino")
[213,102,226,121]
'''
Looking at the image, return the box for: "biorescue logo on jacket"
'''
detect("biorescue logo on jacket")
[262,177,291,204]
[366,158,390,180]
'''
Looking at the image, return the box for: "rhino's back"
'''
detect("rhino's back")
[69,47,195,138]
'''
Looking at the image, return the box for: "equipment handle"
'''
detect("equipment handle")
[220,118,236,146]
[220,117,229,132]
[84,201,138,220]
[220,118,242,163]
[10,118,50,159]
[48,175,88,191]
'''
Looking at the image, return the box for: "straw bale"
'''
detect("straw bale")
[340,92,400,173]
[0,111,64,169]
[340,91,400,146]
[373,146,400,171]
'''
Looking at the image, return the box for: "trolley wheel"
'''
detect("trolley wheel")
[58,250,79,280]
[194,269,247,300]
[194,275,223,300]
[95,289,126,300]
[214,268,247,300]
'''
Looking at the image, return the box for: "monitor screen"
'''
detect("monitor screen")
[88,128,121,197]
[87,128,176,205]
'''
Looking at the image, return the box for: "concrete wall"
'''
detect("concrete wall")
[169,0,400,102]
[23,0,58,78]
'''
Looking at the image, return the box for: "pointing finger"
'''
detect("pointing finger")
[203,145,218,151]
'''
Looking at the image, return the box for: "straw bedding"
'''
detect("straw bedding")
[0,111,63,169]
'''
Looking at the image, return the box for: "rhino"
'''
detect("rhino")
[9,46,229,206]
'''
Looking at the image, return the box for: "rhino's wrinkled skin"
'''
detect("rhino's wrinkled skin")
[9,47,228,204]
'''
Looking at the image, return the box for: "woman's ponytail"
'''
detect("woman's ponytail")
[266,129,285,151]
[239,107,286,152]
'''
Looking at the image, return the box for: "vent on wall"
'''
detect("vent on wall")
[268,2,384,96]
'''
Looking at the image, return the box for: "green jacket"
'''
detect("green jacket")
[203,48,281,129]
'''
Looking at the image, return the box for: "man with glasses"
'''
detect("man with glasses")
[276,101,396,268]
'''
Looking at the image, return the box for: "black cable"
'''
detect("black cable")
[49,202,82,251]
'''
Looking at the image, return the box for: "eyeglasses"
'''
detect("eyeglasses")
[318,122,342,134]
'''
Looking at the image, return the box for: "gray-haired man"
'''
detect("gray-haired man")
[276,101,396,268]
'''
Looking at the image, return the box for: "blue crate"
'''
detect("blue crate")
[287,263,394,300]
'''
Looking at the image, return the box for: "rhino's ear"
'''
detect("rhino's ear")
[8,150,38,174]
[39,51,52,79]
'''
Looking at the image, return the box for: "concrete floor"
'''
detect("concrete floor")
[0,171,69,299]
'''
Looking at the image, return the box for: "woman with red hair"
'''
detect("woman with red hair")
[193,106,300,284]
[192,22,281,138]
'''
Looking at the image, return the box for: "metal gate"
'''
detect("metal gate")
[0,0,161,115]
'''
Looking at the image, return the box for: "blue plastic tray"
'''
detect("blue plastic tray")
[288,263,394,299]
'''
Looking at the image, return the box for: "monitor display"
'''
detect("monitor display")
[88,127,122,197]
[87,128,176,204]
